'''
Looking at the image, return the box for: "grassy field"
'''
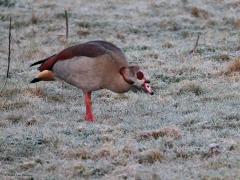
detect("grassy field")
[0,0,240,179]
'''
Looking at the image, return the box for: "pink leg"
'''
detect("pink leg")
[84,92,95,122]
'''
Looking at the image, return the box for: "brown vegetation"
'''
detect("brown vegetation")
[137,127,182,140]
[228,59,240,73]
[0,0,240,179]
[191,7,213,20]
[137,149,164,164]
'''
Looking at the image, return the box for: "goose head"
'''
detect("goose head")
[119,65,153,95]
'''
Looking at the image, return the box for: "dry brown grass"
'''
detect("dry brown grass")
[47,94,65,102]
[137,127,182,140]
[0,120,8,127]
[162,42,174,49]
[93,144,117,160]
[46,165,57,172]
[24,87,45,98]
[191,6,212,20]
[137,149,164,164]
[19,160,38,171]
[0,100,30,111]
[234,19,240,29]
[0,88,21,98]
[116,32,126,42]
[72,163,90,177]
[178,80,203,96]
[62,148,91,160]
[135,171,160,180]
[7,114,23,124]
[142,52,159,61]
[228,59,240,73]
[1,0,240,179]
[215,54,231,61]
[77,28,91,37]
[122,144,139,157]
[175,148,192,159]
[25,116,38,126]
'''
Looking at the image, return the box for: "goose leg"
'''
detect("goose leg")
[84,91,95,122]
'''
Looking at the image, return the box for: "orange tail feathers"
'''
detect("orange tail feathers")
[30,70,55,83]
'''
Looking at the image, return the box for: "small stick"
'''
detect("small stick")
[189,34,200,54]
[7,17,12,78]
[65,10,68,40]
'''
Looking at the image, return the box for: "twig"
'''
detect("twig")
[7,17,12,78]
[189,34,200,54]
[65,10,68,40]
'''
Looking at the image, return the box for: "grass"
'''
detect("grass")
[228,58,240,73]
[0,0,240,179]
[0,0,15,7]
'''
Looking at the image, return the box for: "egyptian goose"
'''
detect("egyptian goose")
[30,41,153,122]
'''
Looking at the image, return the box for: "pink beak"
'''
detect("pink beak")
[143,82,154,95]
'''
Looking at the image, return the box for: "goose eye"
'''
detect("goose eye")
[137,71,144,80]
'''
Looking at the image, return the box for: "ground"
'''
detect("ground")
[0,0,240,179]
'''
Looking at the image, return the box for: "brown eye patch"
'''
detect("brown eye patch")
[137,71,144,80]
